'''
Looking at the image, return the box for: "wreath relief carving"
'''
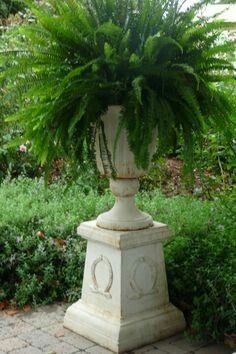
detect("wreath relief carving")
[90,255,113,299]
[129,256,158,300]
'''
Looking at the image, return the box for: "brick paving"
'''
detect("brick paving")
[0,304,233,354]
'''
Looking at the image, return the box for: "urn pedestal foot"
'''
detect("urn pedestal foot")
[64,221,185,353]
[96,178,153,231]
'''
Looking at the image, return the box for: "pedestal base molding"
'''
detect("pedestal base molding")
[64,221,185,353]
[64,301,184,353]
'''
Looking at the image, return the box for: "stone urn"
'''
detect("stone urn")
[64,105,186,353]
[95,105,156,231]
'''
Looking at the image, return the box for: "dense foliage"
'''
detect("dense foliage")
[0,178,235,340]
[0,0,24,19]
[0,0,235,172]
[0,178,90,306]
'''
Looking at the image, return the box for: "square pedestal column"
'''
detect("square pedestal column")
[64,221,185,353]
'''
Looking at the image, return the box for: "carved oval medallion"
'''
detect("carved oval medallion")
[90,255,113,298]
[129,256,158,299]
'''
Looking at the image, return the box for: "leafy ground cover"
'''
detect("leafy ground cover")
[0,177,235,341]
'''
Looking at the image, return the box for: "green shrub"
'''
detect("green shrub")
[0,178,235,341]
[163,196,236,340]
[0,178,112,305]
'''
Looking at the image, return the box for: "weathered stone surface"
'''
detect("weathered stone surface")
[0,337,27,352]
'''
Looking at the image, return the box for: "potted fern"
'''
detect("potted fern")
[1,0,235,229]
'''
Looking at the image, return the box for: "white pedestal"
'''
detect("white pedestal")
[64,221,185,353]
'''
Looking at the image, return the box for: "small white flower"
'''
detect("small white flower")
[19,144,27,153]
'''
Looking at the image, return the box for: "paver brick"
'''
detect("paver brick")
[43,341,78,354]
[153,343,186,354]
[195,343,232,354]
[171,337,205,352]
[19,329,59,349]
[133,344,156,353]
[41,323,70,338]
[38,304,67,319]
[152,334,183,347]
[20,312,59,328]
[0,326,11,340]
[38,304,66,313]
[0,315,16,328]
[62,331,95,350]
[0,319,35,340]
[10,346,43,354]
[0,337,27,352]
[84,345,114,354]
[139,350,168,354]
